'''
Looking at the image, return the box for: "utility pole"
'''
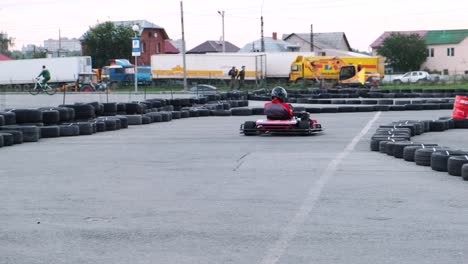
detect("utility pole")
[310,24,314,52]
[180,1,188,90]
[58,28,61,57]
[218,11,225,53]
[260,16,265,52]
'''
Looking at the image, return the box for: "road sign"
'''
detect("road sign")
[132,38,141,56]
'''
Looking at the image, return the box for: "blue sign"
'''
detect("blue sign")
[132,38,141,56]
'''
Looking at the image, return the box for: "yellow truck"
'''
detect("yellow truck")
[289,56,385,88]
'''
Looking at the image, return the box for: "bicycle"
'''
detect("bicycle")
[29,77,57,95]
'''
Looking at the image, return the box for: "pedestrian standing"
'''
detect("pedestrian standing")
[228,66,238,90]
[238,66,246,89]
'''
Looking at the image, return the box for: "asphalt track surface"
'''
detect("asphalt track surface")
[1,93,468,264]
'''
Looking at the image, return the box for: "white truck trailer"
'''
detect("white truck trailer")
[0,56,92,90]
[151,53,266,83]
[150,52,316,84]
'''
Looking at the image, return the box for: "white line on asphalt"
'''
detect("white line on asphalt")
[260,112,382,264]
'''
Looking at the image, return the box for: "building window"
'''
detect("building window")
[157,42,161,54]
[141,42,145,53]
[444,69,449,75]
[447,47,455,56]
[427,48,434,57]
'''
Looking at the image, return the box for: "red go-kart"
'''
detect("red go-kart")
[240,115,323,136]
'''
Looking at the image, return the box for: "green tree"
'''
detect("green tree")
[376,33,427,73]
[0,32,14,55]
[81,22,135,68]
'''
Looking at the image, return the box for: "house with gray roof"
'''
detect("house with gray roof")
[187,41,239,54]
[282,32,352,54]
[239,33,300,53]
[371,29,468,75]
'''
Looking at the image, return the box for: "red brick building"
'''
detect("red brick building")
[114,20,179,66]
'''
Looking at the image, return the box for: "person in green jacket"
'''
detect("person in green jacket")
[37,65,51,88]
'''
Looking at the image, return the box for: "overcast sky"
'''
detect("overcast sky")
[1,0,467,52]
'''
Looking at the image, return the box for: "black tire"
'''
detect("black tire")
[171,111,182,119]
[116,103,127,112]
[103,119,118,131]
[189,109,200,117]
[40,126,60,138]
[0,129,23,144]
[370,136,409,152]
[125,103,144,115]
[75,122,94,135]
[95,121,106,132]
[11,109,43,123]
[149,113,163,122]
[103,103,118,114]
[180,110,190,118]
[320,107,338,113]
[0,133,14,146]
[210,110,232,116]
[160,112,172,122]
[356,106,375,112]
[1,125,40,142]
[231,108,253,116]
[337,106,356,112]
[243,121,257,136]
[447,155,468,176]
[431,150,468,172]
[403,145,442,162]
[0,115,5,126]
[58,124,80,137]
[126,115,143,125]
[142,116,152,124]
[392,143,434,159]
[251,107,265,115]
[429,120,448,132]
[114,116,129,129]
[405,104,424,111]
[50,107,75,122]
[41,110,60,124]
[71,104,96,120]
[198,109,211,117]
[462,164,468,181]
[386,141,411,156]
[0,134,3,147]
[415,147,451,166]
[374,105,390,111]
[454,119,468,129]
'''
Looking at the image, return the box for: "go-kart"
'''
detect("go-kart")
[240,115,323,136]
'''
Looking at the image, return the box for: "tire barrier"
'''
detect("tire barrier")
[370,116,468,183]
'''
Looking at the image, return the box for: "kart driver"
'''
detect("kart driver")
[264,86,294,120]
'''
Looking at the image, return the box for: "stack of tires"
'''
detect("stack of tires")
[370,117,468,182]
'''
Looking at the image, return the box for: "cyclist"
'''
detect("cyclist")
[37,65,51,89]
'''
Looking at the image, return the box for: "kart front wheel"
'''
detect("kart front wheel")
[243,121,257,136]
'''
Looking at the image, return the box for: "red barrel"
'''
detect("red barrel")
[452,95,468,119]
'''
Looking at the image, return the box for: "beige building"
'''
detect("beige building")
[371,30,468,75]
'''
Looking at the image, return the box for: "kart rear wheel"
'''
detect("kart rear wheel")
[243,121,257,136]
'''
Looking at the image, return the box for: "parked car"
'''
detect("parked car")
[392,71,440,84]
[188,84,218,95]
